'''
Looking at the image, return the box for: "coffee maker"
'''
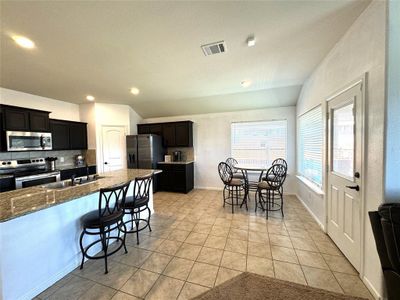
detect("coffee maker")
[172,151,182,162]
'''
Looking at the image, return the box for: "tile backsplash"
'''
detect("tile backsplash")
[166,147,194,162]
[0,150,84,166]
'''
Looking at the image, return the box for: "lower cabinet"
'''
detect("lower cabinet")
[157,162,194,193]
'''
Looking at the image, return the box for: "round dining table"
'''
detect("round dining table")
[234,164,270,207]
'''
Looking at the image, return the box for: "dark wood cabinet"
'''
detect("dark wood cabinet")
[3,107,30,131]
[50,119,87,150]
[162,123,176,147]
[69,122,87,150]
[30,111,50,132]
[50,120,71,150]
[157,162,194,193]
[1,105,50,132]
[138,121,193,147]
[60,165,97,181]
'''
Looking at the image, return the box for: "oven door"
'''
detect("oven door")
[6,131,52,151]
[15,172,60,189]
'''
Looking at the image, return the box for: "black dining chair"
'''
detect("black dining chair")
[226,157,245,179]
[256,164,287,218]
[218,162,246,213]
[121,173,153,245]
[271,158,288,198]
[79,181,130,274]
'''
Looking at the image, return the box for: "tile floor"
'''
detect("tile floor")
[36,190,374,300]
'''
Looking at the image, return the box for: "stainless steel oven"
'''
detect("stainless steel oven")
[6,131,52,151]
[15,171,60,189]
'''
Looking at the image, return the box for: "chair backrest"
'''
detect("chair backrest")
[226,157,239,173]
[218,162,233,185]
[132,173,153,205]
[98,181,130,217]
[272,158,287,170]
[265,164,287,188]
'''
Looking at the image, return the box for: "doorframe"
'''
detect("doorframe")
[99,125,128,173]
[324,73,367,278]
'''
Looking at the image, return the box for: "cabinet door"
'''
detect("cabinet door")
[149,124,163,136]
[30,111,50,132]
[3,108,30,131]
[69,123,87,150]
[137,124,150,134]
[163,124,176,147]
[172,170,186,192]
[50,120,70,150]
[175,122,193,147]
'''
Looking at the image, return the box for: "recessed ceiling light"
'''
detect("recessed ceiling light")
[12,35,35,49]
[130,87,140,95]
[241,80,252,88]
[86,95,95,101]
[247,36,256,47]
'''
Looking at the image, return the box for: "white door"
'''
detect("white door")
[327,82,363,272]
[102,126,126,172]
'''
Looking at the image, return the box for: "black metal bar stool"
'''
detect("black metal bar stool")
[79,181,130,274]
[121,174,153,244]
[226,157,245,180]
[256,164,287,219]
[218,162,246,213]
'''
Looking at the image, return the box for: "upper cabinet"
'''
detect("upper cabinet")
[1,105,50,132]
[137,121,193,147]
[50,119,87,150]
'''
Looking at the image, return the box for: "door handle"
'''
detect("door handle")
[346,185,359,191]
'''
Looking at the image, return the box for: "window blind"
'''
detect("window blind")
[231,120,287,167]
[298,106,323,186]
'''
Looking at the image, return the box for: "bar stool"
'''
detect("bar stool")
[79,181,130,274]
[256,164,286,219]
[226,157,245,179]
[218,162,246,213]
[121,174,153,244]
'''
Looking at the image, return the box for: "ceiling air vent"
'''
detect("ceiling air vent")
[201,41,226,56]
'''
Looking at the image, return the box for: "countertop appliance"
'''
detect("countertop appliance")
[126,134,164,192]
[0,158,60,191]
[6,131,52,151]
[173,151,182,162]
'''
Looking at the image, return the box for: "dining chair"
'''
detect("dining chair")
[218,162,246,213]
[256,164,287,218]
[271,158,288,197]
[225,157,245,179]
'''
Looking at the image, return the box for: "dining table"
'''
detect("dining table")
[234,164,270,207]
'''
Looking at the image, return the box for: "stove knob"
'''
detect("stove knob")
[2,162,6,165]
[7,162,11,165]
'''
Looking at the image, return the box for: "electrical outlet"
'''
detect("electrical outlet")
[59,157,64,163]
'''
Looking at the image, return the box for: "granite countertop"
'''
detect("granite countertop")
[157,161,194,165]
[0,168,161,223]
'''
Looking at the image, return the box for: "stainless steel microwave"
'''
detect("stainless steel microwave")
[6,131,52,151]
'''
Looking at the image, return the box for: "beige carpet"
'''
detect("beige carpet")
[193,272,366,300]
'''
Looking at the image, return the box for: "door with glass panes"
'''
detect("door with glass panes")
[327,82,363,271]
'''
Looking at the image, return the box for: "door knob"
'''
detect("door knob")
[104,162,108,165]
[346,185,359,191]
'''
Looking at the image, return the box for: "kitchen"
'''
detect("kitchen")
[0,1,395,300]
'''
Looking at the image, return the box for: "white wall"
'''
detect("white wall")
[0,88,80,121]
[129,107,142,135]
[144,106,296,193]
[296,1,386,298]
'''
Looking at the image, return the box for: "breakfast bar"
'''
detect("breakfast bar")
[0,169,160,300]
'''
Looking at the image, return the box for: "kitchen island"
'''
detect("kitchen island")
[0,168,160,300]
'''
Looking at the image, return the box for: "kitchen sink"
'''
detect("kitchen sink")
[42,175,106,190]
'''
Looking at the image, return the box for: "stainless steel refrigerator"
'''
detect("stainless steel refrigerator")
[126,134,164,169]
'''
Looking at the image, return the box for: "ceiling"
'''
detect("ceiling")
[1,1,370,118]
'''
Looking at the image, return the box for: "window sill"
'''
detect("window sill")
[296,175,324,196]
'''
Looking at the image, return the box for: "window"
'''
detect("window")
[298,106,323,186]
[231,120,287,167]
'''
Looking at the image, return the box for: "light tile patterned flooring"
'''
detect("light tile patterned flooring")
[36,190,374,300]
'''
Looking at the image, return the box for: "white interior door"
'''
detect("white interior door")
[102,126,126,172]
[327,82,363,272]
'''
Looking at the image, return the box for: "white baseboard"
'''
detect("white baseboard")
[295,193,326,231]
[194,186,221,191]
[362,275,382,300]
